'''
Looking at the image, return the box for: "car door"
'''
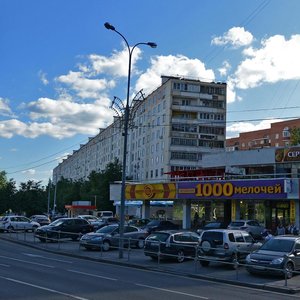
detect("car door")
[241,231,260,255]
[294,240,300,269]
[232,231,245,256]
[18,216,31,230]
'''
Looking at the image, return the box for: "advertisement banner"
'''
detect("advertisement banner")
[178,179,287,200]
[275,147,300,162]
[125,183,176,200]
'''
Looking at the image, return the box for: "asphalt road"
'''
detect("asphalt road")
[1,239,299,300]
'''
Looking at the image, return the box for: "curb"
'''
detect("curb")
[1,236,299,295]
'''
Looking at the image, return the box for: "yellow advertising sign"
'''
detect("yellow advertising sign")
[125,183,176,200]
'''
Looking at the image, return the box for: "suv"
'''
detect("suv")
[246,236,300,279]
[144,230,200,263]
[30,215,51,226]
[0,216,40,232]
[35,218,94,242]
[227,220,265,239]
[198,229,262,268]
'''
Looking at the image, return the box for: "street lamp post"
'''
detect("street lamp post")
[104,22,157,258]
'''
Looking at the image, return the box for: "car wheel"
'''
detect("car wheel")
[7,225,14,232]
[32,225,38,232]
[285,262,294,279]
[176,250,185,263]
[102,240,110,251]
[136,238,145,249]
[199,240,215,255]
[200,259,210,267]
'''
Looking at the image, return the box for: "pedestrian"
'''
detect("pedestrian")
[276,224,285,235]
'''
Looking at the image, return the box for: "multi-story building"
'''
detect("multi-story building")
[226,118,300,151]
[53,75,227,183]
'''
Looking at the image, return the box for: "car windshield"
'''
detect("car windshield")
[147,232,170,242]
[204,222,221,229]
[229,222,244,227]
[260,239,294,252]
[96,225,118,234]
[50,219,65,226]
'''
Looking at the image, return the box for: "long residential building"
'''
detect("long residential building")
[53,75,227,183]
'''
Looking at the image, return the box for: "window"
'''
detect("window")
[282,127,290,137]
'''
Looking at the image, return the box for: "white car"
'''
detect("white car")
[0,216,40,232]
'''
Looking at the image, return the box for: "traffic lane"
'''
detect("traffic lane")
[0,239,299,300]
[1,255,298,300]
[1,234,300,290]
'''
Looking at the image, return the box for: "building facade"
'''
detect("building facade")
[53,76,227,183]
[226,118,300,151]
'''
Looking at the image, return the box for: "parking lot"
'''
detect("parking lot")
[1,230,300,294]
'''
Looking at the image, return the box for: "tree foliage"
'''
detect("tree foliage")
[0,159,122,216]
[290,127,300,146]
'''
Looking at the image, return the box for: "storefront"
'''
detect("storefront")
[125,178,300,231]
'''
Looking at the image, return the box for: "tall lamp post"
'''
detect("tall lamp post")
[104,22,157,258]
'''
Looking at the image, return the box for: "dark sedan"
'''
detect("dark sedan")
[144,230,200,263]
[35,218,94,242]
[246,236,300,279]
[80,224,149,251]
[142,220,179,234]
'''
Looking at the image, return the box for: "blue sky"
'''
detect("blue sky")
[1,0,300,187]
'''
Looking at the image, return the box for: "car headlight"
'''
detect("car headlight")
[271,257,284,265]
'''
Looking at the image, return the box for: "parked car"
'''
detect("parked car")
[142,220,179,234]
[35,217,94,242]
[80,224,148,251]
[246,235,300,279]
[127,218,151,227]
[0,216,40,232]
[30,215,51,226]
[78,215,103,230]
[198,229,262,268]
[227,220,265,239]
[144,230,200,263]
[196,221,228,235]
[96,217,119,229]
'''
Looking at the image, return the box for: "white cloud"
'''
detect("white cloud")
[212,27,254,48]
[38,71,49,85]
[22,169,36,175]
[232,34,300,89]
[135,54,215,95]
[0,97,12,116]
[218,61,231,77]
[226,119,284,138]
[57,71,115,99]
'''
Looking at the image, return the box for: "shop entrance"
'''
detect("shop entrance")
[270,202,290,233]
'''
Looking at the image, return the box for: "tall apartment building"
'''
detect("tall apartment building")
[226,118,300,151]
[53,76,227,183]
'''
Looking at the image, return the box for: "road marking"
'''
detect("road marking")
[0,255,54,268]
[0,276,90,300]
[68,269,117,281]
[22,253,73,264]
[135,283,209,299]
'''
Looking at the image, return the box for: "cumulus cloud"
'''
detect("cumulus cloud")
[226,119,284,137]
[0,98,13,116]
[212,27,254,48]
[57,71,115,99]
[232,34,300,89]
[135,54,215,95]
[218,61,231,77]
[22,169,36,175]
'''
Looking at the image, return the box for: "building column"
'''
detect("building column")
[182,199,191,229]
[142,200,151,219]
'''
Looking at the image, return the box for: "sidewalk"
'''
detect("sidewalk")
[1,232,300,295]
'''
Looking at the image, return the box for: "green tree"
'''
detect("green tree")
[290,127,300,146]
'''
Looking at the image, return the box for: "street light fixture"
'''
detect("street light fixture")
[104,22,157,258]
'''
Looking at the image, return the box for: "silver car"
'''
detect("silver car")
[80,224,148,251]
[198,229,262,268]
[227,220,265,239]
[0,216,40,232]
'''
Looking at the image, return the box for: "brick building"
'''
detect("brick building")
[226,118,300,151]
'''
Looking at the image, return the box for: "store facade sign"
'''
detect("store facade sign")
[125,183,176,200]
[275,147,300,162]
[178,179,286,200]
